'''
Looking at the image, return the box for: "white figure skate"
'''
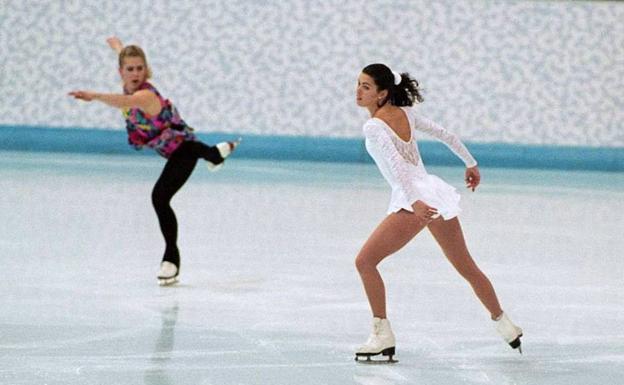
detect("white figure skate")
[207,138,241,172]
[157,261,179,286]
[355,317,398,364]
[495,312,523,353]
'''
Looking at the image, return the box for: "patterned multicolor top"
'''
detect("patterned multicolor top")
[122,82,196,158]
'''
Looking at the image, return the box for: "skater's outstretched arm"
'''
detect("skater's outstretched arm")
[68,89,159,114]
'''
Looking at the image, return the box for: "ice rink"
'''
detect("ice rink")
[1,150,623,385]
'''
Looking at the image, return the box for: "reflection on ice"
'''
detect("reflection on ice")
[144,302,178,385]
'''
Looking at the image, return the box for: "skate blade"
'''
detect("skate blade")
[354,355,398,364]
[509,335,522,349]
[158,276,179,286]
[206,163,223,172]
[355,348,398,364]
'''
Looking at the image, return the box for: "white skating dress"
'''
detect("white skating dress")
[364,107,477,220]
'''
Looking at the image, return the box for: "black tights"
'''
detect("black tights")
[152,141,223,268]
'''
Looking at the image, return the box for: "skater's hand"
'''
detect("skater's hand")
[465,166,480,191]
[412,200,438,224]
[68,90,97,102]
[106,36,124,53]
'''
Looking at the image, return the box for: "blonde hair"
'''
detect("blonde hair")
[118,45,152,79]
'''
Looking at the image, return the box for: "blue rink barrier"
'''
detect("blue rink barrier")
[1,125,622,172]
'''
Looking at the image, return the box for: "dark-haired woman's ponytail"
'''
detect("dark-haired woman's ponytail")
[390,72,423,106]
[406,75,424,104]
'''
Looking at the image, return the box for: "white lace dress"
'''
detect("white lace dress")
[363,107,477,219]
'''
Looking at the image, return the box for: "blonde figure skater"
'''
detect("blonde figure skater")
[69,37,239,286]
[354,63,522,363]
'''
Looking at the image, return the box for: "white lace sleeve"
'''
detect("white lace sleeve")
[411,112,478,167]
[364,122,423,203]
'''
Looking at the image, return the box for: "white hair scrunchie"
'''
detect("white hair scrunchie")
[391,70,402,86]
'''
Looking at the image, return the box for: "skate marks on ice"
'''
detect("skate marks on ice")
[388,330,624,385]
[142,328,357,385]
[143,303,351,385]
[351,344,522,385]
[142,300,357,384]
[2,153,624,384]
[353,364,409,385]
[154,273,268,294]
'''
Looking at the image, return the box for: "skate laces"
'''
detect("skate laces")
[363,321,382,345]
[495,313,521,341]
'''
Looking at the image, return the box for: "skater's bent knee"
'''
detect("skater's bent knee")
[151,190,171,209]
[355,254,378,274]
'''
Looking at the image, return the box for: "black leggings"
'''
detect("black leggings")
[152,141,223,267]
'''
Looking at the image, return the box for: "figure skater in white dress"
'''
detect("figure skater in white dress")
[354,63,522,363]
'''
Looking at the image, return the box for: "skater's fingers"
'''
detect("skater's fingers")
[465,166,480,191]
[411,201,438,224]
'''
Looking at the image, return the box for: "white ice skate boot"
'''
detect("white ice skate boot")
[355,317,398,363]
[206,138,241,172]
[495,312,523,353]
[157,261,179,286]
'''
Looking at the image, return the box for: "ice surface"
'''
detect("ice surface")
[1,151,623,385]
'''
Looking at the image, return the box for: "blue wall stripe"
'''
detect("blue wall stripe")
[1,125,622,172]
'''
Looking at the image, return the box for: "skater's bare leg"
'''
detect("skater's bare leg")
[355,210,430,319]
[427,217,503,319]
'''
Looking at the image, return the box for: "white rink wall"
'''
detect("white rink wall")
[1,0,623,147]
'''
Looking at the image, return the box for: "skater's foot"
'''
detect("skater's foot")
[158,261,179,286]
[355,318,398,364]
[207,138,241,172]
[495,312,523,353]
